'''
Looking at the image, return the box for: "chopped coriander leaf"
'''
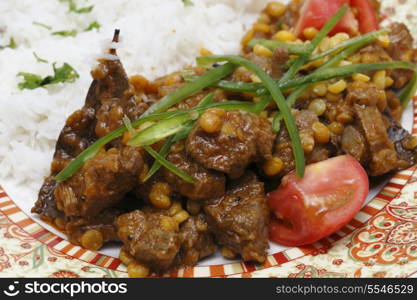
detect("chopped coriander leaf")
[17,62,79,90]
[70,4,93,13]
[182,0,194,7]
[84,21,101,32]
[8,38,17,49]
[17,73,44,90]
[33,52,49,64]
[60,0,94,14]
[48,62,79,84]
[52,30,78,37]
[33,21,52,30]
[0,38,17,50]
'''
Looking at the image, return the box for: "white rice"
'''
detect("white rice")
[0,0,272,203]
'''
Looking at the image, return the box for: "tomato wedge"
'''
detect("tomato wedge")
[351,0,379,34]
[268,155,369,247]
[294,0,359,37]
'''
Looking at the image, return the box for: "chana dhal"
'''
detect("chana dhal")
[32,0,417,277]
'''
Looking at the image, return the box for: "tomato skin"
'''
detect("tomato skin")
[294,0,359,37]
[351,0,379,33]
[267,155,369,247]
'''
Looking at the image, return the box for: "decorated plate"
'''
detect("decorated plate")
[0,0,417,278]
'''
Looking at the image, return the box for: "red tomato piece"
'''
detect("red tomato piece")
[294,0,359,37]
[267,155,369,247]
[351,0,379,33]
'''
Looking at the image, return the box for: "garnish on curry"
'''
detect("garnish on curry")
[32,0,417,277]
